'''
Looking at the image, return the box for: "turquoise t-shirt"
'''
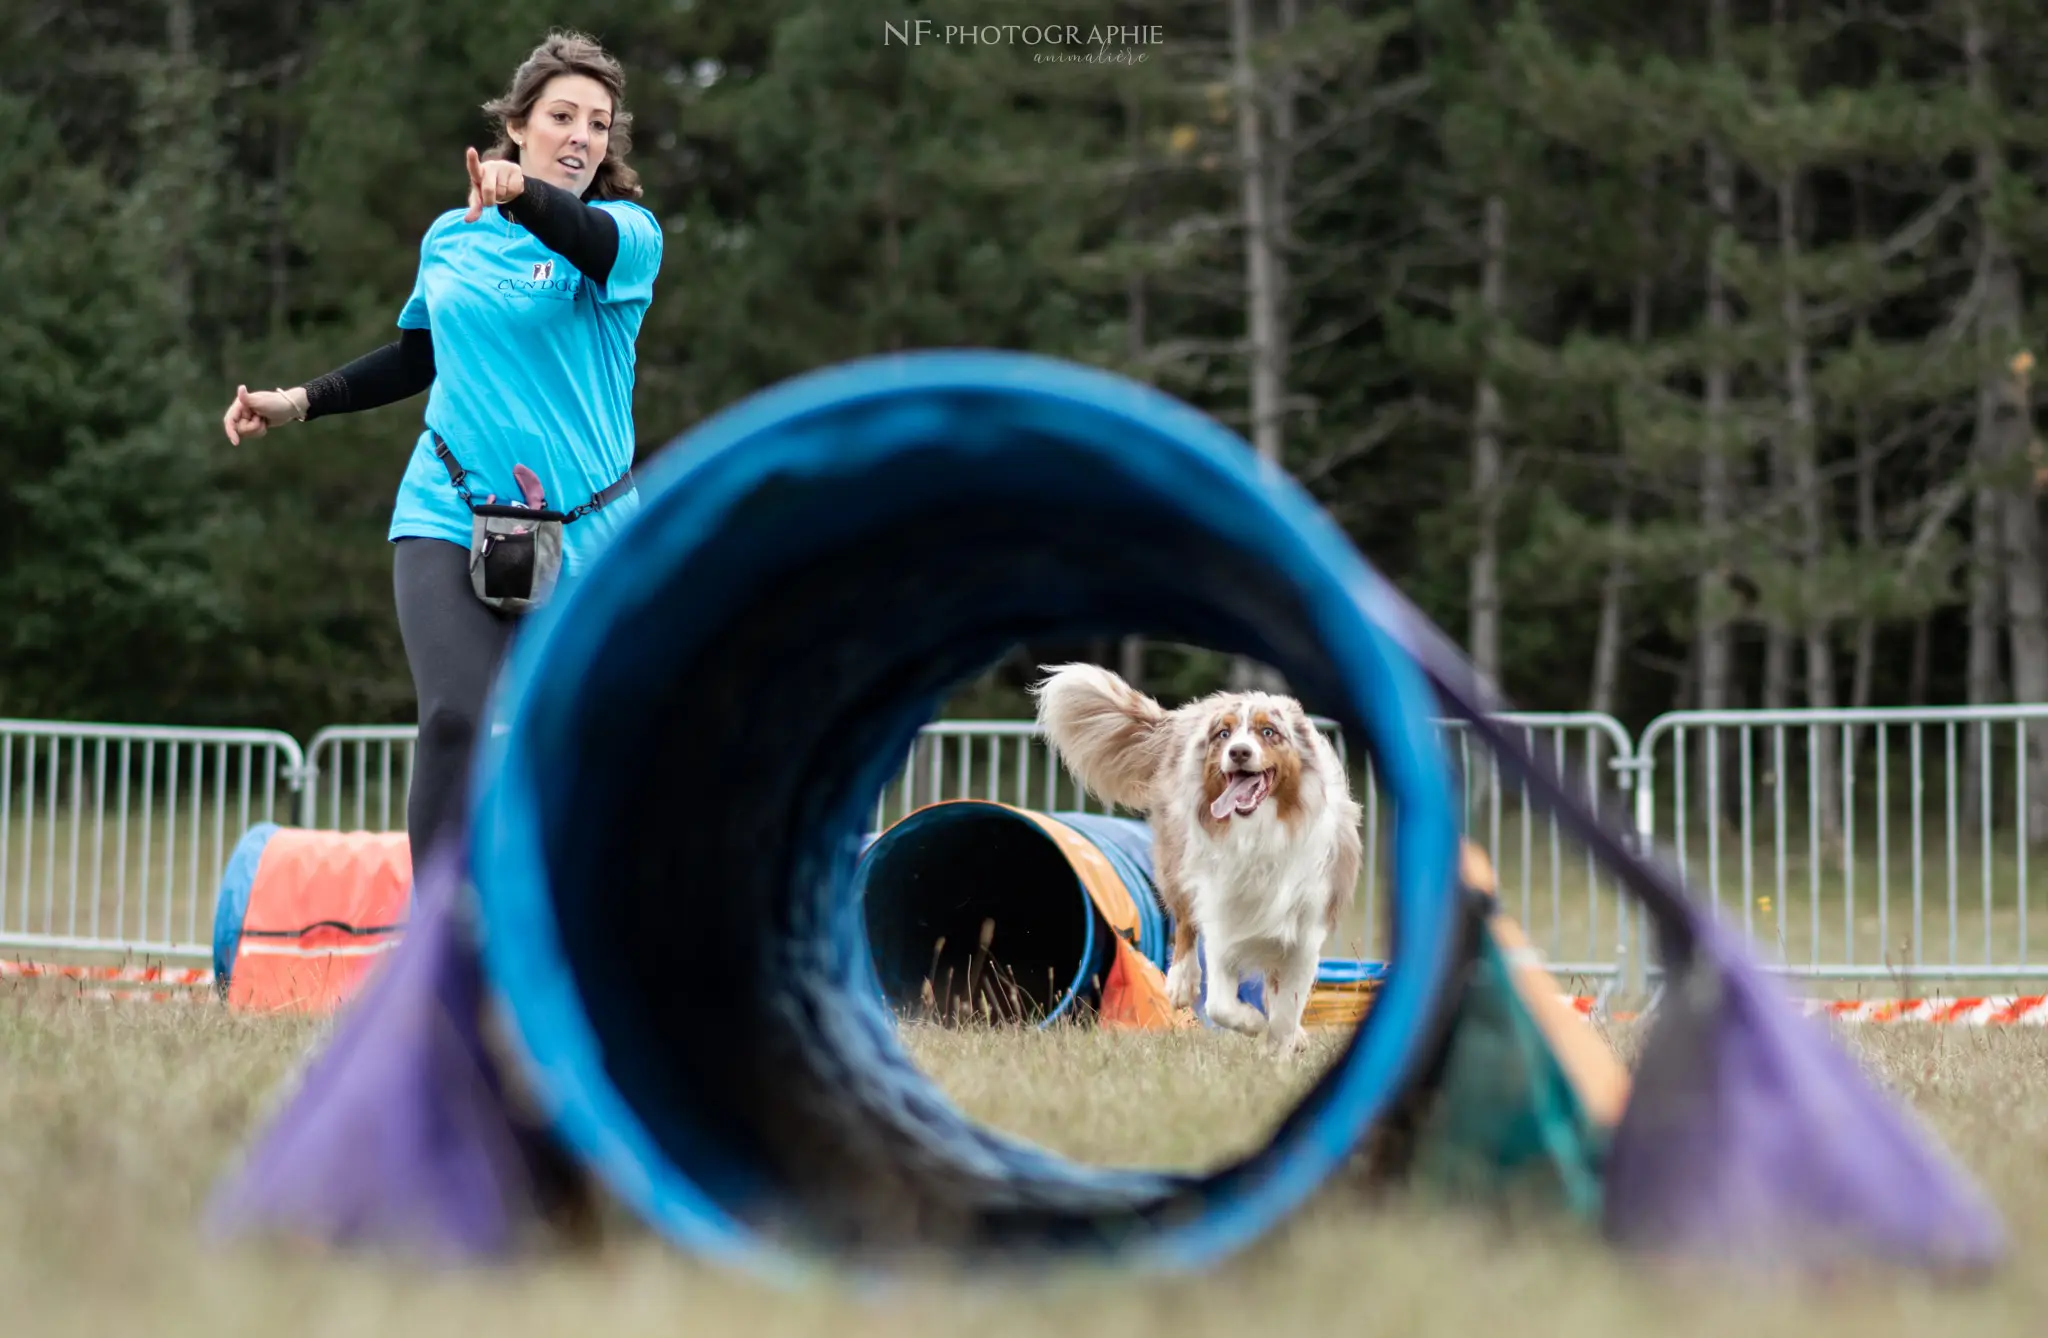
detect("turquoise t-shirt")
[385,196,663,578]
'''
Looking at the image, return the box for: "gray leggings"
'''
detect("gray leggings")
[392,536,516,872]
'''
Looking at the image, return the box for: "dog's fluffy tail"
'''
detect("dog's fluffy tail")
[1029,662,1171,812]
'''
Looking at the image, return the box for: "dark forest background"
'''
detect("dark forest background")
[5,0,2047,754]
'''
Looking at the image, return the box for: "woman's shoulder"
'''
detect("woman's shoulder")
[590,197,660,229]
[415,206,524,260]
[418,207,475,247]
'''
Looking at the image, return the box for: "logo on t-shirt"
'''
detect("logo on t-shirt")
[498,257,579,300]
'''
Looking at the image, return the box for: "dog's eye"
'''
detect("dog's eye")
[1261,727,1279,741]
[1213,727,1230,742]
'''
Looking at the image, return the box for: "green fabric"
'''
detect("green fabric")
[1405,923,1609,1221]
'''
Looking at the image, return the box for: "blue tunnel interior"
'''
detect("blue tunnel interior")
[858,804,1117,1025]
[465,351,1464,1273]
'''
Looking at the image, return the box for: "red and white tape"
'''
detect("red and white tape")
[1795,996,2048,1026]
[1563,993,2048,1027]
[1,960,213,987]
[6,958,2048,1026]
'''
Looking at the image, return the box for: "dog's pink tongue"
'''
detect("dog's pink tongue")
[1211,774,1261,820]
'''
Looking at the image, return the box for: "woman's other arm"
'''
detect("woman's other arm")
[221,328,436,443]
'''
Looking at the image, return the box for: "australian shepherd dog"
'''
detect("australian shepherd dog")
[1029,662,1362,1053]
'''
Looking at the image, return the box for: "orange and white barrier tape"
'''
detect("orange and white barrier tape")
[1795,995,2048,1026]
[1,959,213,987]
[1563,993,2048,1026]
[7,956,2048,1026]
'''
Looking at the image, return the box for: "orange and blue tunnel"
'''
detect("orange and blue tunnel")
[211,821,411,1012]
[205,349,2008,1284]
[855,800,1382,1031]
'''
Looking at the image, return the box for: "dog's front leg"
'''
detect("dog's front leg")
[1164,917,1201,1011]
[1200,937,1267,1037]
[1262,950,1319,1056]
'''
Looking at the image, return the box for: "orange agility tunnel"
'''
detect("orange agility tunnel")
[211,823,412,1011]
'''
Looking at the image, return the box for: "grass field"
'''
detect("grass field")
[5,977,2047,1337]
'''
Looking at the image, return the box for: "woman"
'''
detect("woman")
[222,30,663,870]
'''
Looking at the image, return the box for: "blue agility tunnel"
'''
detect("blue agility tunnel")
[208,347,2006,1285]
[461,348,1465,1274]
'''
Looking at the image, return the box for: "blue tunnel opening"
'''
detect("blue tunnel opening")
[858,803,1114,1026]
[464,350,1464,1276]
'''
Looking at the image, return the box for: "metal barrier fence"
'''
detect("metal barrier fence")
[294,713,1638,981]
[301,725,415,832]
[1631,705,2048,985]
[1426,713,1638,984]
[9,706,2048,984]
[0,720,306,961]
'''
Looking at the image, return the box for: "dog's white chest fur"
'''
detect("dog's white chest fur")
[1179,806,1340,967]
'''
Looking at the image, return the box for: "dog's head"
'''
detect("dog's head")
[1195,693,1317,826]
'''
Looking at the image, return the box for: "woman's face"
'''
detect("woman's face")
[511,73,613,197]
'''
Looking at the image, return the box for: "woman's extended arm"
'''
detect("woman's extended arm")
[501,177,620,285]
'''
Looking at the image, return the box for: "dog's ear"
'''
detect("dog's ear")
[1291,713,1320,757]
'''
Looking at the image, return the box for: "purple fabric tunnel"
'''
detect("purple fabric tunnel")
[1601,906,2006,1276]
[203,820,568,1261]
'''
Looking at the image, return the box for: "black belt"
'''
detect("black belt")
[431,432,634,522]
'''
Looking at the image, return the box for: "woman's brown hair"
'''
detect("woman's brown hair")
[481,29,642,201]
